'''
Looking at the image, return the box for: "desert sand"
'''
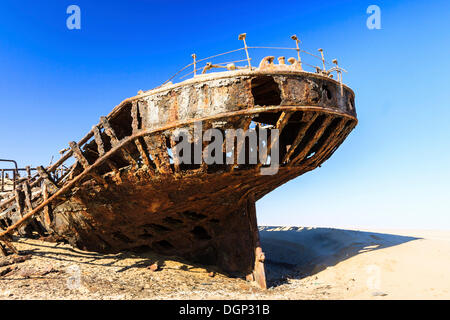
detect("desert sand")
[260,227,450,299]
[0,227,449,299]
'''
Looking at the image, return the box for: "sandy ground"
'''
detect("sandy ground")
[0,227,449,300]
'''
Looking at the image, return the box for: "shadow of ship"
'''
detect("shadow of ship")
[260,227,419,286]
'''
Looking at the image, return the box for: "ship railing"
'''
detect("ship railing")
[0,157,71,210]
[0,159,39,193]
[161,33,348,88]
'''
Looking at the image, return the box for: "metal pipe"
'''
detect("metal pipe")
[0,159,19,191]
[0,168,36,172]
[0,159,19,172]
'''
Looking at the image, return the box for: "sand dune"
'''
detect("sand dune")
[260,226,418,280]
[261,227,450,299]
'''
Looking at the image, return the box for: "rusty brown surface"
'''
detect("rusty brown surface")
[0,69,357,288]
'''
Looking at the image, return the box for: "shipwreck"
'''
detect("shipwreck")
[0,34,357,288]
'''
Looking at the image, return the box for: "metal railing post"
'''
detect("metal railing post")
[332,59,341,82]
[290,35,302,70]
[26,165,31,183]
[239,33,251,69]
[192,53,197,76]
[318,48,326,71]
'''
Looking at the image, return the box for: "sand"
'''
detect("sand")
[0,227,449,299]
[262,227,450,299]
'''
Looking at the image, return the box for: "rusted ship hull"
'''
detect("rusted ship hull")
[0,69,357,286]
[46,71,356,273]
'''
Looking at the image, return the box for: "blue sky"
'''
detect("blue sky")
[0,1,449,229]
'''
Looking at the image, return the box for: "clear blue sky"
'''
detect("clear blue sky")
[0,1,449,229]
